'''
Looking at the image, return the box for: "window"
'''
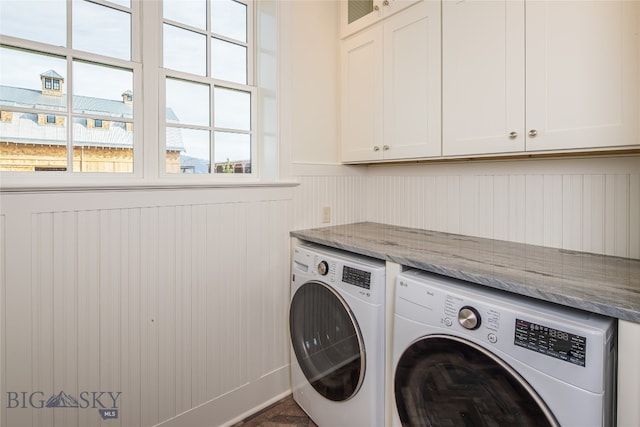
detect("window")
[0,0,136,175]
[1,0,260,183]
[162,0,255,175]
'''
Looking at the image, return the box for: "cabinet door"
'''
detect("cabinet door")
[525,0,640,151]
[341,26,384,162]
[383,0,441,160]
[442,0,525,156]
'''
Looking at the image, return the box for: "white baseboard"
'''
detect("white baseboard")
[155,366,291,427]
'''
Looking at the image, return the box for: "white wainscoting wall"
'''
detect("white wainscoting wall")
[1,186,294,427]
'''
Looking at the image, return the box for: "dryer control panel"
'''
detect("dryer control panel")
[342,265,372,290]
[514,318,587,367]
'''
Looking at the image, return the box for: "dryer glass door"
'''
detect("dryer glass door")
[290,281,365,402]
[395,335,559,427]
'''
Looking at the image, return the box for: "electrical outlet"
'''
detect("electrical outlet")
[322,206,331,223]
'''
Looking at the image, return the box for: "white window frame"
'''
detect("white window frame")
[0,0,264,189]
[0,0,143,187]
[157,0,257,181]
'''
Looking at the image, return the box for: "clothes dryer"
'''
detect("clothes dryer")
[289,242,386,426]
[393,269,616,427]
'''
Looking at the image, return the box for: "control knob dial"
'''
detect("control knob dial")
[458,306,481,330]
[317,261,329,276]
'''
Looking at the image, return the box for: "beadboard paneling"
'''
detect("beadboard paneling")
[293,158,640,259]
[1,188,293,427]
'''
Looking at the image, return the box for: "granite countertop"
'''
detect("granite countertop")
[290,222,640,323]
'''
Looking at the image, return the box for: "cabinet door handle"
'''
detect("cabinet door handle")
[374,4,380,11]
[383,0,389,5]
[509,131,518,139]
[529,129,538,137]
[383,145,390,151]
[373,146,380,152]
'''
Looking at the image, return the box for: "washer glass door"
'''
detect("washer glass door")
[289,280,365,402]
[395,335,559,427]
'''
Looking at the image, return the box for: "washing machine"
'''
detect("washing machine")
[393,269,616,427]
[289,241,386,426]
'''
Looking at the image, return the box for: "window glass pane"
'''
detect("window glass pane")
[0,0,66,47]
[348,0,374,25]
[168,128,209,174]
[166,78,210,126]
[212,0,247,42]
[73,62,133,119]
[73,118,133,173]
[214,131,250,173]
[0,47,67,111]
[164,0,206,29]
[214,87,250,130]
[212,38,247,84]
[0,111,68,171]
[163,24,206,76]
[73,0,131,60]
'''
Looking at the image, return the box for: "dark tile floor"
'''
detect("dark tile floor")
[232,395,318,427]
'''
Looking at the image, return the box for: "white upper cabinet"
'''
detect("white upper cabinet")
[341,0,441,163]
[342,26,385,162]
[443,0,640,157]
[442,0,525,156]
[525,1,639,152]
[340,0,422,38]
